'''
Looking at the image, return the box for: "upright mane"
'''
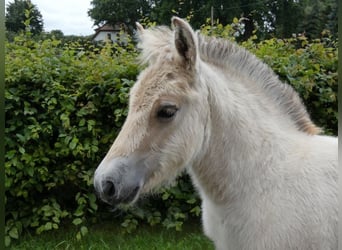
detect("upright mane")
[137,26,321,135]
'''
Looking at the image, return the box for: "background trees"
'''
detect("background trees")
[269,0,338,39]
[5,0,44,35]
[88,0,337,39]
[88,0,151,33]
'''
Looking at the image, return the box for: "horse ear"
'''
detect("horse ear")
[136,22,145,38]
[172,17,197,68]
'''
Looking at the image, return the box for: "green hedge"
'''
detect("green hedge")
[5,34,139,246]
[5,27,337,246]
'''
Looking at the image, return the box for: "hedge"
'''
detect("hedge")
[5,26,337,246]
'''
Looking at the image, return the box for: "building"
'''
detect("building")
[92,23,128,44]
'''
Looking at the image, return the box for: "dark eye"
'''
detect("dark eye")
[157,105,178,121]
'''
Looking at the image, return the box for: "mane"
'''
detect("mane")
[137,26,321,135]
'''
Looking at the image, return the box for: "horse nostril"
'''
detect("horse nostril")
[103,181,116,198]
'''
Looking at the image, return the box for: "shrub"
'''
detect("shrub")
[5,33,138,246]
[5,25,337,246]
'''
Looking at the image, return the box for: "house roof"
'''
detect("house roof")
[94,24,118,33]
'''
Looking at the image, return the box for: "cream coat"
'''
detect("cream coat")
[94,17,338,250]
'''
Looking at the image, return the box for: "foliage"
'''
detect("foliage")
[298,0,338,39]
[88,0,337,39]
[5,32,138,246]
[5,0,43,35]
[88,0,151,33]
[269,0,338,39]
[5,22,337,246]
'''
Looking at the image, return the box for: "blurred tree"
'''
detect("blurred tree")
[49,29,64,40]
[88,0,151,33]
[151,0,271,40]
[5,0,43,35]
[269,0,337,38]
[298,0,337,38]
[268,0,302,38]
[88,0,337,39]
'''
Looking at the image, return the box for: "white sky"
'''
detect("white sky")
[5,0,95,36]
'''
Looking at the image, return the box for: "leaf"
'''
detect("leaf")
[162,192,170,200]
[79,118,86,126]
[8,227,19,239]
[73,209,84,217]
[72,218,83,226]
[69,137,79,150]
[76,232,82,241]
[80,226,88,236]
[5,236,11,247]
[30,221,39,227]
[87,120,96,131]
[26,167,34,177]
[186,198,196,204]
[60,113,70,128]
[18,147,25,154]
[5,150,16,160]
[45,222,52,230]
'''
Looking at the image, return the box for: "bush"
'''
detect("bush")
[5,25,337,246]
[5,33,138,246]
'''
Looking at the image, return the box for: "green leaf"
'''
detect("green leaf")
[5,236,11,247]
[73,209,84,217]
[18,147,25,154]
[162,192,170,200]
[186,198,196,204]
[45,222,52,230]
[30,221,39,227]
[76,232,82,241]
[87,120,96,131]
[79,118,86,126]
[72,218,83,226]
[80,226,88,236]
[8,227,19,239]
[26,167,34,177]
[69,137,79,150]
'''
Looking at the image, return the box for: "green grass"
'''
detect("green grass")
[10,221,214,250]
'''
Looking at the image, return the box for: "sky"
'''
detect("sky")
[5,0,95,36]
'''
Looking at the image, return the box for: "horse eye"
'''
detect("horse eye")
[157,105,178,120]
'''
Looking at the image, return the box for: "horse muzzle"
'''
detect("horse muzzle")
[94,156,146,206]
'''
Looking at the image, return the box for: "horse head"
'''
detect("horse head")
[94,17,209,205]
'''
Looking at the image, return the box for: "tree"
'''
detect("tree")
[88,0,337,39]
[298,0,337,38]
[267,0,302,38]
[88,0,151,33]
[151,0,270,40]
[267,0,337,39]
[49,29,64,40]
[5,0,43,35]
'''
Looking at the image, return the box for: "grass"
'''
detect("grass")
[10,221,215,250]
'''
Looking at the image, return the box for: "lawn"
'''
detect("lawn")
[10,220,214,250]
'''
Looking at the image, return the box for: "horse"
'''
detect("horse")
[94,17,338,250]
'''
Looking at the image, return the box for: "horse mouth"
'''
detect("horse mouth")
[117,186,141,205]
[100,184,142,207]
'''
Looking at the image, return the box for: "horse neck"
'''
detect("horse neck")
[190,62,298,204]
